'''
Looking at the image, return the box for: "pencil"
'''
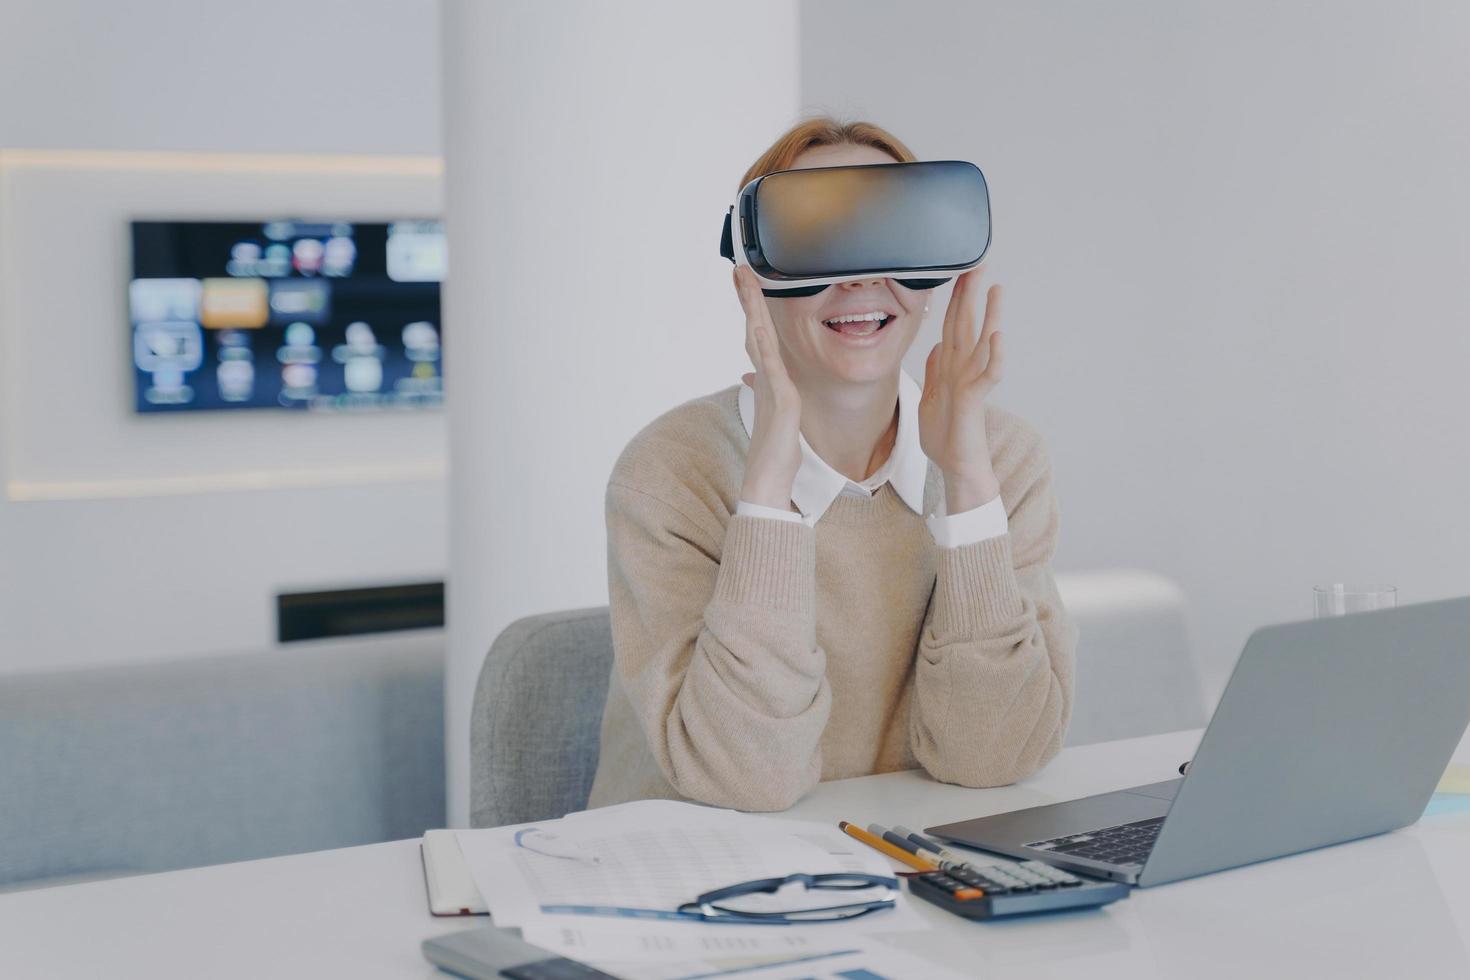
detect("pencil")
[839,821,936,871]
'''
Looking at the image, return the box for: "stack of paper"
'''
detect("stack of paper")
[539,939,970,980]
[454,799,950,978]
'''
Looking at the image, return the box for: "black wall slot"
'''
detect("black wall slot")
[277,581,445,642]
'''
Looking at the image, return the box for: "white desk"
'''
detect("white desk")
[4,729,1469,979]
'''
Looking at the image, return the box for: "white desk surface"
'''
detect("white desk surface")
[5,727,1470,979]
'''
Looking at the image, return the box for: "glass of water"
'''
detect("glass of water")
[1313,584,1398,618]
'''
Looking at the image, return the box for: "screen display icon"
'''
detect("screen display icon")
[269,280,331,325]
[130,278,201,323]
[322,236,356,277]
[134,321,204,372]
[200,278,269,329]
[217,359,255,402]
[386,222,447,282]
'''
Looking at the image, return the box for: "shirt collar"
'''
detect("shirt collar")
[737,371,929,522]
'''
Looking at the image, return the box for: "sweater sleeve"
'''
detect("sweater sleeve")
[604,480,830,811]
[909,432,1078,787]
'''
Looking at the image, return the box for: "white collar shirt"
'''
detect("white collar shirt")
[735,371,1006,547]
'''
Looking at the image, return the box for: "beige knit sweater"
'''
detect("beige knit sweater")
[586,384,1076,812]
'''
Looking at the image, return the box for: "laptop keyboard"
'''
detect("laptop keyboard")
[1027,816,1165,866]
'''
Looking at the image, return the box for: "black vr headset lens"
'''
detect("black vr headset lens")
[758,277,953,298]
[720,159,990,298]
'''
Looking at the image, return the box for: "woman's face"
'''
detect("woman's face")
[759,143,928,388]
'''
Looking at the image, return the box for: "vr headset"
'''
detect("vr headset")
[719,159,991,298]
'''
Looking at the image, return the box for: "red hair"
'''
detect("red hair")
[738,117,917,192]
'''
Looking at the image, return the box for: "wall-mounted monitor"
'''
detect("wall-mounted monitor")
[129,220,444,413]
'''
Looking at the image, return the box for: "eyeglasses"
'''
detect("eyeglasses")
[675,872,898,924]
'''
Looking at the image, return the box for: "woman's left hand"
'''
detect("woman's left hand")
[918,268,1005,514]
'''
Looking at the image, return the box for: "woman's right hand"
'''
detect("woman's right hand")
[734,265,802,512]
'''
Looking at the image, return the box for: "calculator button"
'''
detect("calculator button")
[1025,864,1083,887]
[957,875,1002,892]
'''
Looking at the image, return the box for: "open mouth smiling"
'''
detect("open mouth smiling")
[822,310,894,337]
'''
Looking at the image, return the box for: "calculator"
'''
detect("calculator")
[907,858,1129,919]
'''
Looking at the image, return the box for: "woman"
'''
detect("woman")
[586,118,1076,812]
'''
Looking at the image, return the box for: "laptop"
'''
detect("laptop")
[927,596,1470,887]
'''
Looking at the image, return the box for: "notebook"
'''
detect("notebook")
[421,829,488,916]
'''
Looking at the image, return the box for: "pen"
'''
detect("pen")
[890,825,980,872]
[868,824,964,874]
[838,821,984,900]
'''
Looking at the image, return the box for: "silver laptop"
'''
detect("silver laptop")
[927,596,1470,887]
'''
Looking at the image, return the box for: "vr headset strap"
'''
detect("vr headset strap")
[719,208,734,263]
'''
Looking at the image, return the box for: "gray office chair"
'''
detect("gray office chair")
[469,606,614,828]
[468,573,1205,828]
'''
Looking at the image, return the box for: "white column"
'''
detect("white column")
[441,0,799,825]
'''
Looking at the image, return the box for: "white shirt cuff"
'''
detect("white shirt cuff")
[926,495,1007,549]
[736,500,809,526]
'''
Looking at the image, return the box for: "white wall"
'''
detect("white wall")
[441,0,801,825]
[0,0,444,673]
[801,0,1470,696]
[0,0,440,154]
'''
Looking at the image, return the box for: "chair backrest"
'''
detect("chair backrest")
[469,572,1203,825]
[469,607,614,828]
[1059,569,1207,745]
